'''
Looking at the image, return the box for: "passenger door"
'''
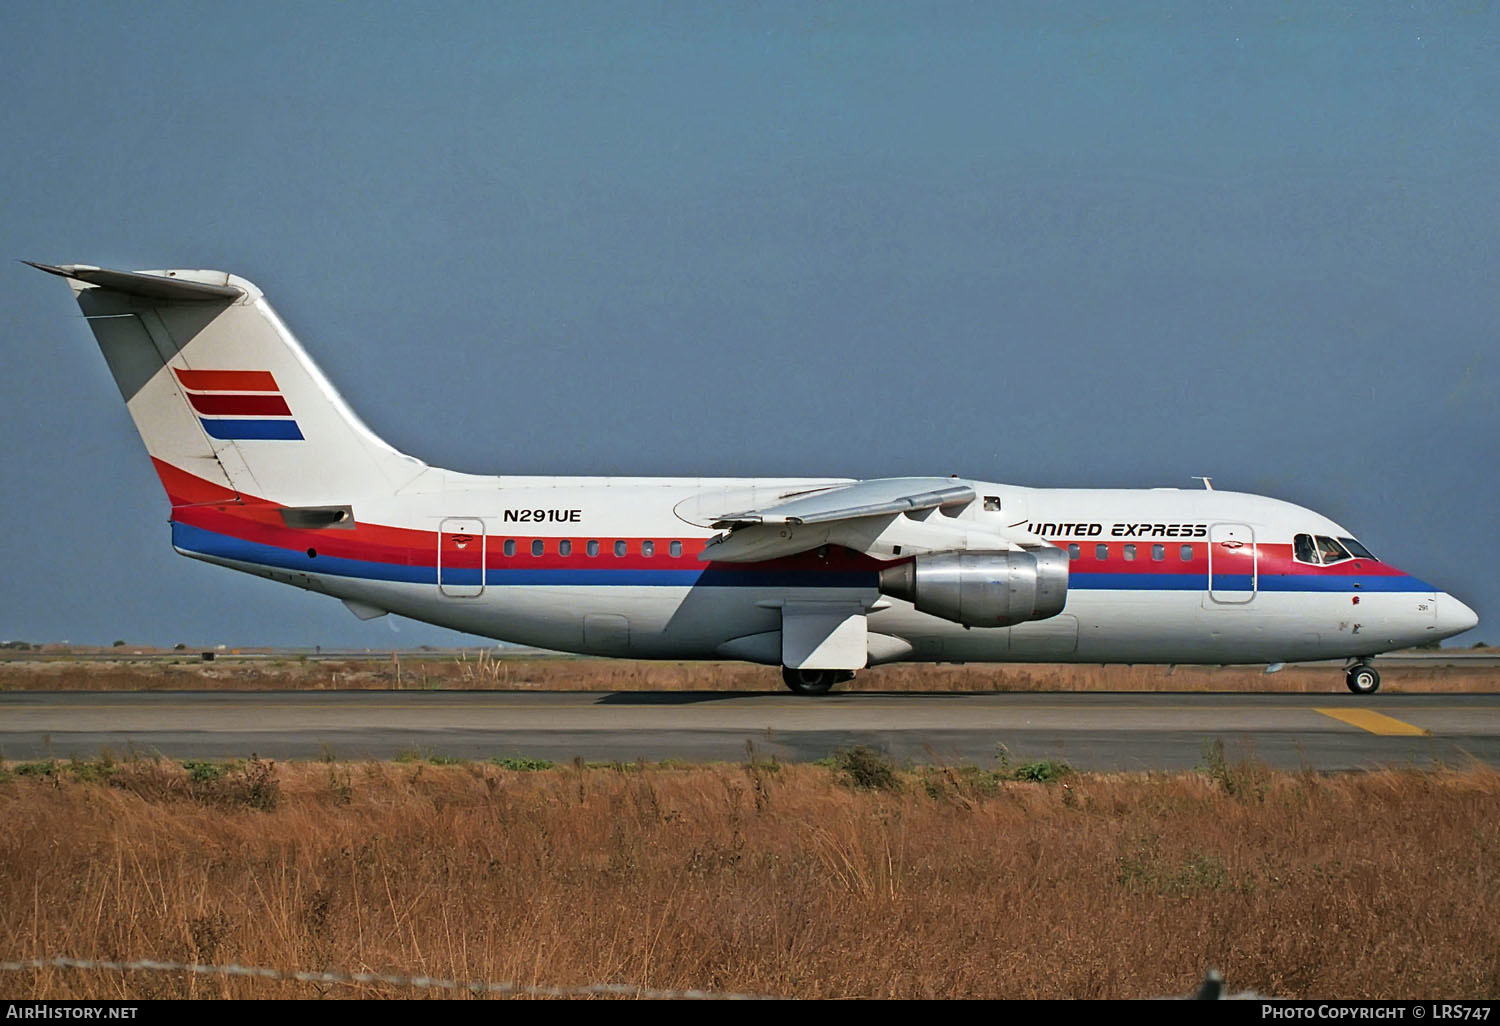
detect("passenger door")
[1207,523,1256,604]
[438,518,485,597]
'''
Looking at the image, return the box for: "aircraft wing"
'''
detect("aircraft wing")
[701,478,983,563]
[711,478,974,529]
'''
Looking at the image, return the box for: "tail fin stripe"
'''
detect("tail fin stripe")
[174,368,279,392]
[186,392,293,417]
[201,419,304,441]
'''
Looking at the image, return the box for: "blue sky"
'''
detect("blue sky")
[2,2,1495,649]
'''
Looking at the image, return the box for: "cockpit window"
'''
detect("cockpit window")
[1316,536,1352,565]
[1297,533,1370,565]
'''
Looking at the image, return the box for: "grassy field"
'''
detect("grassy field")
[2,753,1497,1000]
[1,652,1497,693]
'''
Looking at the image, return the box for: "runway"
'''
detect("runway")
[3,691,1499,770]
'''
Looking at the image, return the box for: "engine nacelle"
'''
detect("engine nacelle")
[878,549,1069,628]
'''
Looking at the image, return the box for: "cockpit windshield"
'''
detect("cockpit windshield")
[1317,536,1351,564]
[1294,533,1377,565]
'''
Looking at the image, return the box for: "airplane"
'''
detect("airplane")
[29,261,1479,695]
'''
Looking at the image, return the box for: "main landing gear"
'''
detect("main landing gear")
[1345,663,1381,695]
[781,667,855,695]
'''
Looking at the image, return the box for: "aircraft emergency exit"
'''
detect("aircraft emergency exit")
[30,262,1479,694]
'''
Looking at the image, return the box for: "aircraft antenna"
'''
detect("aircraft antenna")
[1191,476,1214,491]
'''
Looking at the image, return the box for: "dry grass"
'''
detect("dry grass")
[2,755,1497,999]
[1,655,1497,693]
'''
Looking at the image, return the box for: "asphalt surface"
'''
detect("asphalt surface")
[2,691,1498,770]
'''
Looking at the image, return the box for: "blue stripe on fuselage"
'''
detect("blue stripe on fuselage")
[173,522,436,582]
[1069,573,1433,592]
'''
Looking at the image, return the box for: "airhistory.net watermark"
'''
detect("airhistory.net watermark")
[5,1008,137,1020]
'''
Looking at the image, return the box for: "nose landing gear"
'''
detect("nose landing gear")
[1345,663,1380,695]
[781,667,855,695]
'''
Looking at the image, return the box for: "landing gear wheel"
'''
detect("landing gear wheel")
[781,667,852,695]
[1346,664,1380,695]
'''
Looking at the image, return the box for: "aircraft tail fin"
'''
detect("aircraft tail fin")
[31,262,425,508]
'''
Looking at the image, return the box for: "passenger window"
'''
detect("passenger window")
[1180,544,1193,561]
[587,540,599,557]
[642,540,654,557]
[614,540,626,558]
[1294,534,1319,564]
[1095,544,1108,560]
[559,540,572,557]
[1316,536,1352,565]
[1152,544,1164,561]
[1123,544,1136,561]
[983,496,1001,511]
[669,540,682,558]
[1067,543,1080,560]
[531,539,543,557]
[503,539,515,557]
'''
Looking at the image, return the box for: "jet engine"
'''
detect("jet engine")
[877,549,1069,628]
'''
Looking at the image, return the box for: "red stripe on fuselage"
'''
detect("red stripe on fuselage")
[153,458,433,565]
[1046,538,1407,578]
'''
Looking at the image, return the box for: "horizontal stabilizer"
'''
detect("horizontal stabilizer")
[24,261,243,302]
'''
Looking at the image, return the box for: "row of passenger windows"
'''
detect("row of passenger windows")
[480,537,1369,565]
[1066,543,1195,562]
[497,539,684,558]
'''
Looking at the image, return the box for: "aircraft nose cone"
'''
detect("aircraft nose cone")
[1439,595,1479,637]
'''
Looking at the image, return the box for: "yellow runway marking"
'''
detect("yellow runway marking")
[1315,708,1430,736]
